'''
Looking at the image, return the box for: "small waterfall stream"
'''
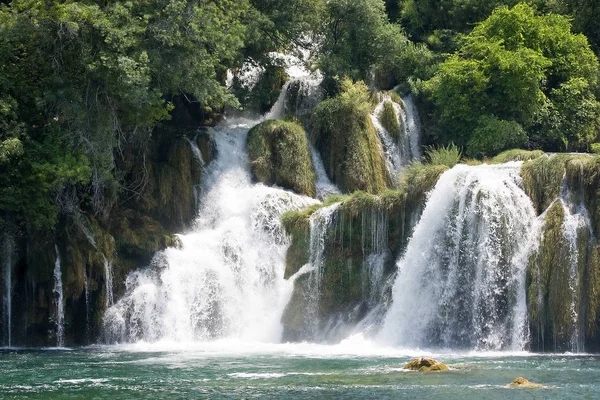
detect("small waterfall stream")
[558,173,593,352]
[371,94,421,185]
[53,245,65,347]
[304,203,340,337]
[2,233,14,347]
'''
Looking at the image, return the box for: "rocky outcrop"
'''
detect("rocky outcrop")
[247,120,316,197]
[524,154,600,352]
[310,81,388,194]
[404,358,449,372]
[509,377,543,388]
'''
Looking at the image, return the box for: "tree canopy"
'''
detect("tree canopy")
[423,3,600,155]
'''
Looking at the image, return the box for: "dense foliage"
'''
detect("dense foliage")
[423,3,600,155]
[0,0,316,230]
[1,0,600,232]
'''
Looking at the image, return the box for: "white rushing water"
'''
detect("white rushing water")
[303,203,340,338]
[53,245,65,347]
[103,117,319,344]
[379,163,538,351]
[371,94,421,185]
[2,233,14,347]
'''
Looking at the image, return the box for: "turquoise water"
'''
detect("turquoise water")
[1,341,599,399]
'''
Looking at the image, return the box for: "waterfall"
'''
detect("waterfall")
[83,264,90,342]
[103,118,319,344]
[379,162,537,350]
[402,95,421,161]
[371,94,421,185]
[303,203,340,337]
[558,173,593,352]
[53,245,65,347]
[103,256,114,308]
[79,218,115,309]
[2,233,14,347]
[310,146,341,200]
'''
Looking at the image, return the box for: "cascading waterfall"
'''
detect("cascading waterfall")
[53,245,65,347]
[303,203,340,337]
[103,118,319,344]
[379,163,537,350]
[83,264,90,342]
[2,233,14,347]
[558,174,593,352]
[371,94,421,184]
[310,146,341,200]
[103,256,114,308]
[401,95,421,161]
[186,135,206,211]
[79,219,115,309]
[263,66,339,200]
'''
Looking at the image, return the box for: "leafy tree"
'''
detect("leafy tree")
[318,0,406,82]
[0,0,249,229]
[424,3,600,154]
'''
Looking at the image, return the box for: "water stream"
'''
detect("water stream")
[53,245,65,347]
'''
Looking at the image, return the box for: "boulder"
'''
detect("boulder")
[404,357,449,372]
[508,377,543,389]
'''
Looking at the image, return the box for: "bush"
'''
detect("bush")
[424,144,461,168]
[467,116,528,157]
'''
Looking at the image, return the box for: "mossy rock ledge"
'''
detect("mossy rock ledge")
[404,358,449,372]
[280,165,447,342]
[247,120,316,197]
[310,81,388,194]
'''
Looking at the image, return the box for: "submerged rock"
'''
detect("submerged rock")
[509,377,543,388]
[404,358,449,372]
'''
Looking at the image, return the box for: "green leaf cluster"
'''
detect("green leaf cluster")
[423,3,600,155]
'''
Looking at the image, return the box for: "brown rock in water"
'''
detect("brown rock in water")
[404,357,449,372]
[509,377,543,388]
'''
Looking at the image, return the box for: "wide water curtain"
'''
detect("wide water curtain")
[380,163,537,350]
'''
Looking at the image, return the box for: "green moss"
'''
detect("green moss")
[378,101,401,140]
[491,149,545,163]
[521,155,570,215]
[247,120,316,197]
[527,201,571,349]
[311,80,388,194]
[587,246,600,336]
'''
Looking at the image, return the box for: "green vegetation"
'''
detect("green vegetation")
[378,101,402,139]
[311,80,388,193]
[247,120,316,196]
[423,3,600,154]
[424,144,461,168]
[491,149,545,163]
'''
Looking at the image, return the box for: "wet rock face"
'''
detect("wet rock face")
[404,358,449,372]
[6,124,214,347]
[523,154,600,353]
